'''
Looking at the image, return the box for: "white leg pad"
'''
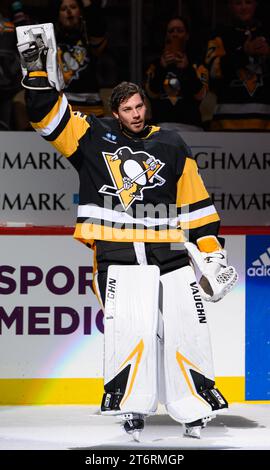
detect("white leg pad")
[157,306,166,405]
[101,265,160,416]
[161,265,218,423]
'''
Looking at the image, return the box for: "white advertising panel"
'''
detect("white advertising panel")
[0,131,269,226]
[182,132,270,226]
[0,132,78,226]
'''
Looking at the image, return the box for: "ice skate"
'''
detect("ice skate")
[183,416,213,439]
[121,413,145,442]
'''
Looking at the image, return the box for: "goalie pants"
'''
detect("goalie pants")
[94,240,227,423]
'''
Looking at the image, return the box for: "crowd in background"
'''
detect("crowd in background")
[1,0,270,132]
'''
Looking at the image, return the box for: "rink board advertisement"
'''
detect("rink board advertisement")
[0,131,269,226]
[0,235,104,404]
[0,132,78,226]
[245,235,270,400]
[0,233,248,405]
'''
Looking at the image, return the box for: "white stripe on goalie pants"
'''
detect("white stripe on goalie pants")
[102,265,160,415]
[133,242,148,265]
[161,265,217,423]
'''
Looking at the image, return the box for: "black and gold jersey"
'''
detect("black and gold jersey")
[205,20,270,131]
[26,77,220,249]
[57,36,104,117]
[145,58,208,127]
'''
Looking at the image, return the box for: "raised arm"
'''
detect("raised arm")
[17,23,90,161]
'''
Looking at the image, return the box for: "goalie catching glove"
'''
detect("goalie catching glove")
[185,236,238,303]
[16,23,64,91]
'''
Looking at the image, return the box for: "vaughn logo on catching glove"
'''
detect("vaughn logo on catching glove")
[185,242,238,302]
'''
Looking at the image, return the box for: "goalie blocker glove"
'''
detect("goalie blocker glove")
[185,236,238,303]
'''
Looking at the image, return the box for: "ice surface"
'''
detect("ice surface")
[0,404,269,450]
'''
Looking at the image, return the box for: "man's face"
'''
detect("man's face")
[229,0,257,24]
[113,93,147,134]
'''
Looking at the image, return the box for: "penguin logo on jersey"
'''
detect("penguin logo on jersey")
[233,66,263,96]
[99,146,166,210]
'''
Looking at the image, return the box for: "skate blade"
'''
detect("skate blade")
[183,426,201,439]
[132,431,141,442]
[121,425,142,442]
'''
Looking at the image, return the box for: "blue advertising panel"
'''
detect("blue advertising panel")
[246,235,270,400]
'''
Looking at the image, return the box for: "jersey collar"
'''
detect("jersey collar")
[120,123,159,140]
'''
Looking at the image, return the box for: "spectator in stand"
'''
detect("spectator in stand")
[205,0,270,131]
[54,0,107,117]
[11,1,33,131]
[145,16,208,131]
[0,1,22,130]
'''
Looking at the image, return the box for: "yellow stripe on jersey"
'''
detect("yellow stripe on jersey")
[180,213,220,230]
[49,109,90,157]
[176,158,209,207]
[31,94,67,135]
[73,223,186,246]
[122,125,160,140]
[143,125,160,139]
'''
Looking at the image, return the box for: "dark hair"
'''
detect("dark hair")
[52,0,84,17]
[110,82,146,112]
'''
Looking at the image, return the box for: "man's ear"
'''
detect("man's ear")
[112,111,119,120]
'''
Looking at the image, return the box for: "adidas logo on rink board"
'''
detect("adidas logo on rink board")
[247,247,270,277]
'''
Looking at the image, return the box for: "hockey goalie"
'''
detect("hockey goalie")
[16,23,238,441]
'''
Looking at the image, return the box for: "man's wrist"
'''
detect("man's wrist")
[22,71,52,90]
